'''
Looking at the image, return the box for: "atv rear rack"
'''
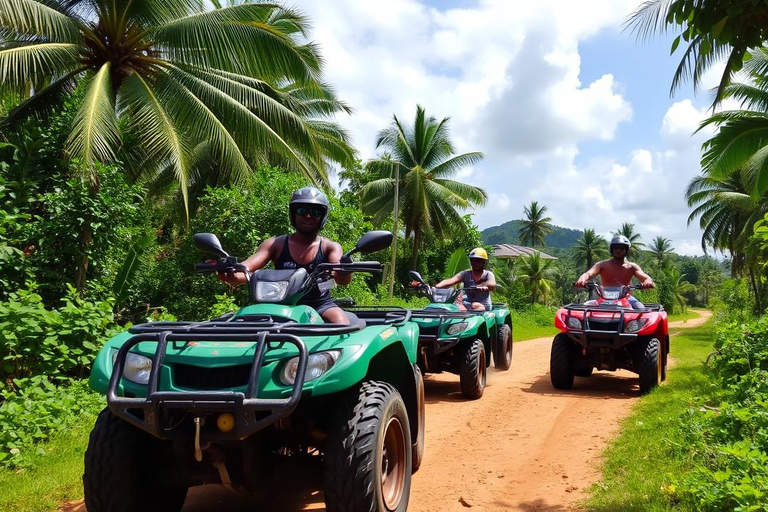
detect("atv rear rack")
[108,323,313,441]
[339,306,412,326]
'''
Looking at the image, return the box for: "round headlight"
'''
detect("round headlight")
[567,317,583,330]
[113,351,153,385]
[280,350,342,386]
[446,322,469,335]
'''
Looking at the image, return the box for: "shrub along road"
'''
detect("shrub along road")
[62,310,711,512]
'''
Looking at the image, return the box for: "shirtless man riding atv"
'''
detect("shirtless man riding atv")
[575,235,654,309]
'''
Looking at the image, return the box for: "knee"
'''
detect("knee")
[323,308,350,325]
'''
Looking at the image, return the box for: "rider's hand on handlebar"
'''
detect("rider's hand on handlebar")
[640,280,655,289]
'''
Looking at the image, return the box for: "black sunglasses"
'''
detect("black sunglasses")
[296,206,323,218]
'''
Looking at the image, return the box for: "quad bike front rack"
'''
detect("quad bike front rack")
[108,319,368,440]
[562,303,662,348]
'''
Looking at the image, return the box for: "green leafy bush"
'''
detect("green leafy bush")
[0,377,104,469]
[673,315,768,510]
[0,284,116,385]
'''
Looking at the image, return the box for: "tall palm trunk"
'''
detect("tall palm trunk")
[74,178,99,296]
[411,228,421,270]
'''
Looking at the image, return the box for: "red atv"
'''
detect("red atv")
[550,281,669,394]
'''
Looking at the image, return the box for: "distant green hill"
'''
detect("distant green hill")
[481,220,583,249]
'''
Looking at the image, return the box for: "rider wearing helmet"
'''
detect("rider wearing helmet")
[434,247,496,311]
[575,234,654,309]
[218,186,352,324]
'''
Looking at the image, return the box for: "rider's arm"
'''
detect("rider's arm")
[327,241,352,285]
[435,272,463,289]
[218,237,275,286]
[576,262,601,287]
[479,271,496,291]
[633,264,655,288]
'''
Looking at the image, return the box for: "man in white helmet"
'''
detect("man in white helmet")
[218,187,352,324]
[575,235,654,309]
[435,247,496,311]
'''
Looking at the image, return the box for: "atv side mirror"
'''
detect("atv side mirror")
[193,233,230,259]
[408,270,426,284]
[343,230,393,259]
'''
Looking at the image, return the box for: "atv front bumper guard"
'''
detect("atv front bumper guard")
[563,304,655,348]
[108,320,362,440]
[410,309,477,354]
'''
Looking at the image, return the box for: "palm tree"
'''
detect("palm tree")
[518,201,552,248]
[613,223,645,252]
[0,1,352,205]
[668,267,695,313]
[648,236,674,268]
[572,228,608,271]
[685,172,764,276]
[696,47,768,196]
[626,0,768,105]
[0,1,353,292]
[517,252,557,305]
[360,105,487,269]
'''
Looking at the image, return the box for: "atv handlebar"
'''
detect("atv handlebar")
[195,258,248,274]
[576,280,645,290]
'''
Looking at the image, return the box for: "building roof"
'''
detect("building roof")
[492,243,558,260]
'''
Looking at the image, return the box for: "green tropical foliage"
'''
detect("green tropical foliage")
[0,0,354,212]
[360,105,487,268]
[517,252,558,305]
[572,228,608,271]
[649,236,675,267]
[626,0,768,104]
[518,201,553,248]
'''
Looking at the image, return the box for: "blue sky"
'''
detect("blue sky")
[298,0,724,256]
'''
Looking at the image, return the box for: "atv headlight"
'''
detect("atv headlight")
[255,281,289,302]
[112,351,152,385]
[567,317,583,330]
[280,350,342,386]
[624,318,648,333]
[446,322,469,335]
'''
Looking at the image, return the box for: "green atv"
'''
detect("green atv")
[406,270,513,399]
[83,231,425,512]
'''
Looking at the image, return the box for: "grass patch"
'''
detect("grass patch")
[0,413,94,512]
[511,307,558,341]
[582,321,717,511]
[668,309,703,323]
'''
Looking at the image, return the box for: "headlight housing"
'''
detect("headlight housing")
[280,350,342,385]
[567,317,583,330]
[446,322,469,335]
[112,351,153,385]
[624,318,648,332]
[255,281,289,302]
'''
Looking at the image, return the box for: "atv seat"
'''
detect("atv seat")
[343,310,366,330]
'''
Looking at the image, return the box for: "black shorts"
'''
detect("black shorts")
[301,295,338,315]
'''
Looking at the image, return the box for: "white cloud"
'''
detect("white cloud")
[298,0,709,255]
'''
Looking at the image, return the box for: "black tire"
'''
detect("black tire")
[411,365,425,473]
[83,408,188,512]
[550,334,575,389]
[574,367,593,378]
[459,339,487,400]
[635,337,661,394]
[494,324,513,371]
[324,381,412,512]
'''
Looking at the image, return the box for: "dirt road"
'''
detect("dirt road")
[62,309,710,512]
